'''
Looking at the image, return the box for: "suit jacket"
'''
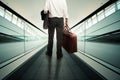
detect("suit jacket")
[41,10,46,20]
[41,10,49,29]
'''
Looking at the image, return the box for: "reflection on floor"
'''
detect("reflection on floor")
[16,47,89,80]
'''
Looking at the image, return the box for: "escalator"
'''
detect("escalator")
[4,44,105,80]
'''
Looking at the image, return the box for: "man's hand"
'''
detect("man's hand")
[65,18,69,28]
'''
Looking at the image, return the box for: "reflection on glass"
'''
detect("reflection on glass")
[97,10,105,21]
[5,10,12,21]
[92,15,97,25]
[0,6,4,17]
[77,1,120,71]
[79,23,84,33]
[17,18,22,28]
[0,5,47,68]
[21,21,25,30]
[105,4,115,17]
[117,0,120,9]
[87,18,92,28]
[12,15,17,25]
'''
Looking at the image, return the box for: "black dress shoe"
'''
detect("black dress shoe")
[46,51,52,57]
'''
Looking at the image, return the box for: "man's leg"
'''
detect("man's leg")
[47,22,55,56]
[56,18,64,58]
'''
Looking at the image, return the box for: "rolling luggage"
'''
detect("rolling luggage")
[62,28,77,53]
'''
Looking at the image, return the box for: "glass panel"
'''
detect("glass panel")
[21,21,25,30]
[105,4,115,17]
[12,15,17,25]
[17,18,22,28]
[85,21,89,30]
[0,6,4,17]
[24,23,31,36]
[117,0,120,9]
[0,12,24,66]
[71,24,82,35]
[5,10,12,21]
[97,10,105,21]
[78,23,86,53]
[24,23,47,52]
[92,15,97,25]
[85,2,120,70]
[79,23,84,34]
[87,18,92,28]
[0,7,47,68]
[27,24,32,35]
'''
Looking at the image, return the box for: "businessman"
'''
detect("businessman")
[44,0,69,59]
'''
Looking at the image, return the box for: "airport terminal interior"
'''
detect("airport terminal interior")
[0,0,120,80]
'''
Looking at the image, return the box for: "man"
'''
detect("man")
[44,0,69,59]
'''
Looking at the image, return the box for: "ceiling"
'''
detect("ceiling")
[1,0,109,32]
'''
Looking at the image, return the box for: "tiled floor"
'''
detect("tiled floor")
[12,45,91,80]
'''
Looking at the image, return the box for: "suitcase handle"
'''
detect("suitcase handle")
[64,26,71,32]
[64,26,73,35]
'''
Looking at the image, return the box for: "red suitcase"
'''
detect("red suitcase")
[62,30,77,53]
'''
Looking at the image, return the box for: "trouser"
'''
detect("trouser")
[47,17,64,56]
